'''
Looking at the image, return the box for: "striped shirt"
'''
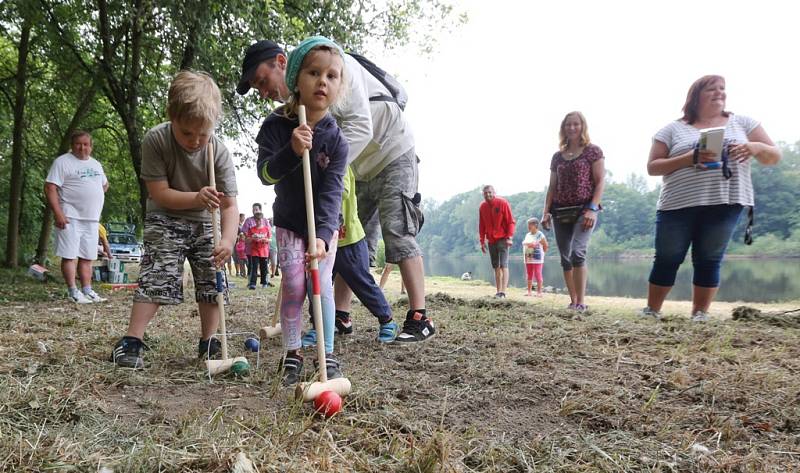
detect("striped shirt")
[654,114,759,211]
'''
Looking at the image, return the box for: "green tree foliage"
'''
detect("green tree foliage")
[747,141,800,239]
[0,0,463,266]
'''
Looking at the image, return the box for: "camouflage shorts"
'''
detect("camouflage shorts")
[134,213,229,305]
[356,148,423,264]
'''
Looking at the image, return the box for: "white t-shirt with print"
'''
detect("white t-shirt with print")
[46,152,107,221]
[523,231,546,264]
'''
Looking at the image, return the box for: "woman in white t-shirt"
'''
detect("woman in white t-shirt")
[640,75,781,322]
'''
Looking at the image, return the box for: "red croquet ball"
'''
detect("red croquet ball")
[314,390,343,417]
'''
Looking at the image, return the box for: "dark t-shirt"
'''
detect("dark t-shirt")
[255,110,348,246]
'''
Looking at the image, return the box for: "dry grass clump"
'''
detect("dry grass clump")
[0,272,798,471]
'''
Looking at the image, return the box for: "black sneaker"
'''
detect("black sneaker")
[395,312,435,343]
[111,336,148,369]
[279,352,304,386]
[198,338,222,360]
[313,353,343,380]
[335,314,353,335]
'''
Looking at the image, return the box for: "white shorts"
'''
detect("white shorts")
[55,219,100,260]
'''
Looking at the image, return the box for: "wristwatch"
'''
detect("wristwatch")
[585,203,600,212]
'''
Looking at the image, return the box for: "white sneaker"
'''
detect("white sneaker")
[691,311,710,323]
[83,289,107,303]
[638,307,662,320]
[68,290,92,304]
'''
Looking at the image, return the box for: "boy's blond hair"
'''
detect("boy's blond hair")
[167,71,222,127]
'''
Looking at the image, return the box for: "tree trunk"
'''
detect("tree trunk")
[178,0,208,70]
[5,19,32,268]
[129,0,146,220]
[125,127,146,221]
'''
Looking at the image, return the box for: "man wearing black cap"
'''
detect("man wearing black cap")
[238,39,434,344]
[236,40,290,100]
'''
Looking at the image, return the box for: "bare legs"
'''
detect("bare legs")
[494,267,509,295]
[334,274,353,313]
[399,256,424,310]
[61,258,77,289]
[380,263,405,294]
[563,265,588,305]
[647,283,718,314]
[61,258,93,290]
[125,301,218,340]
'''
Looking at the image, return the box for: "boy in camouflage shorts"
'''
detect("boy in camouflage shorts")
[111,71,239,369]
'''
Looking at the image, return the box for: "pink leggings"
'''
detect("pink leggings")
[276,227,337,353]
[525,263,543,285]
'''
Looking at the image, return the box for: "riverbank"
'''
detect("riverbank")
[403,274,800,321]
[420,255,800,303]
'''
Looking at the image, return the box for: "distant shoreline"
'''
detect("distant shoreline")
[410,274,800,316]
[436,253,800,260]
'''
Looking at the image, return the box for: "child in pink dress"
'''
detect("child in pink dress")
[234,232,247,277]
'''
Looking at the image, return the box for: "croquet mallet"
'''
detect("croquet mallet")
[294,105,351,401]
[259,280,282,339]
[205,141,248,375]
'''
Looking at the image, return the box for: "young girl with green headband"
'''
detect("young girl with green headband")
[255,36,349,385]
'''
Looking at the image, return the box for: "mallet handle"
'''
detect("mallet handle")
[207,141,229,361]
[298,105,328,384]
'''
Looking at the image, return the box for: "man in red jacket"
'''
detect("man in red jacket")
[479,185,516,298]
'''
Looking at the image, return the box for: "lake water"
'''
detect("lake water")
[424,255,799,303]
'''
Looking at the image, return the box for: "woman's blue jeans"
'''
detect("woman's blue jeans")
[648,204,743,288]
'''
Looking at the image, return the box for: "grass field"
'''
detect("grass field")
[1,268,798,472]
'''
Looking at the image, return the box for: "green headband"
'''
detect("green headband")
[286,36,345,93]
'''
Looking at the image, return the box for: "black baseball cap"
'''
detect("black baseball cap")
[236,40,286,95]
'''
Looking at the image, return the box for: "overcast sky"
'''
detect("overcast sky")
[233,0,799,213]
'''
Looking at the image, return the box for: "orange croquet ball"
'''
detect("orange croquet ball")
[314,390,343,417]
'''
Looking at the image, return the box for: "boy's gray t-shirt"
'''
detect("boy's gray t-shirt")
[140,122,238,222]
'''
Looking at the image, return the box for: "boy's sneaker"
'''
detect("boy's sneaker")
[68,289,92,304]
[395,312,435,344]
[691,311,710,323]
[83,289,107,303]
[279,352,304,386]
[313,353,343,380]
[111,336,148,369]
[377,321,398,343]
[335,314,353,335]
[301,329,317,348]
[198,338,222,359]
[638,306,662,320]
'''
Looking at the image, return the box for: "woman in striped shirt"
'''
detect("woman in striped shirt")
[640,75,781,322]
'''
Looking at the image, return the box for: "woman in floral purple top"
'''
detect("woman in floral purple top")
[541,111,605,312]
